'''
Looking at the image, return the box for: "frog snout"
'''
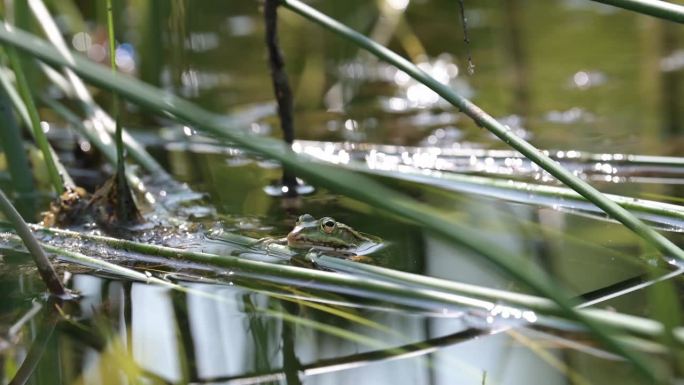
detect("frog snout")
[286,231,300,245]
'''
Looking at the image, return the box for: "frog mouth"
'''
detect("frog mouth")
[286,233,349,250]
[286,232,302,246]
[286,232,318,248]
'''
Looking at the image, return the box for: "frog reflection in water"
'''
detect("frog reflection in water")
[285,214,383,259]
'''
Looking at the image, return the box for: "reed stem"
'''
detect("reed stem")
[0,189,65,295]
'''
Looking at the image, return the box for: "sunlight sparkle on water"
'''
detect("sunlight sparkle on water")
[344,119,359,131]
[296,143,351,165]
[78,140,91,152]
[145,192,156,204]
[489,305,538,324]
[386,0,409,10]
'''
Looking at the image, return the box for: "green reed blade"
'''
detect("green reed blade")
[590,0,684,23]
[0,84,35,219]
[5,46,63,194]
[0,24,660,380]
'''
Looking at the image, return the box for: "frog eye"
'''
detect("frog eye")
[320,217,336,233]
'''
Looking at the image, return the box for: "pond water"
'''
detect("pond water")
[2,0,684,384]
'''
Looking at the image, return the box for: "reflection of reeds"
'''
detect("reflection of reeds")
[6,299,60,385]
[199,328,488,385]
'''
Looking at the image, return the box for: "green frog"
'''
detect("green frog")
[285,214,383,257]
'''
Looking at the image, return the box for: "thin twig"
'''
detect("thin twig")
[264,0,295,144]
[456,0,475,74]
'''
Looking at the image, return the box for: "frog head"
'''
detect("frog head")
[286,214,369,250]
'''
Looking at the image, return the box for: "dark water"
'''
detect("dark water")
[2,0,684,384]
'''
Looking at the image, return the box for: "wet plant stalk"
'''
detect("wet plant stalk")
[106,0,124,182]
[456,0,474,74]
[0,189,65,295]
[103,0,141,224]
[590,0,684,23]
[5,47,64,194]
[0,25,658,379]
[264,0,298,191]
[265,0,294,145]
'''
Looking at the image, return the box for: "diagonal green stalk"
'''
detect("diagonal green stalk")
[279,0,684,265]
[0,25,659,380]
[0,189,65,295]
[589,0,684,23]
[5,46,63,194]
[0,84,35,218]
[0,61,75,191]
